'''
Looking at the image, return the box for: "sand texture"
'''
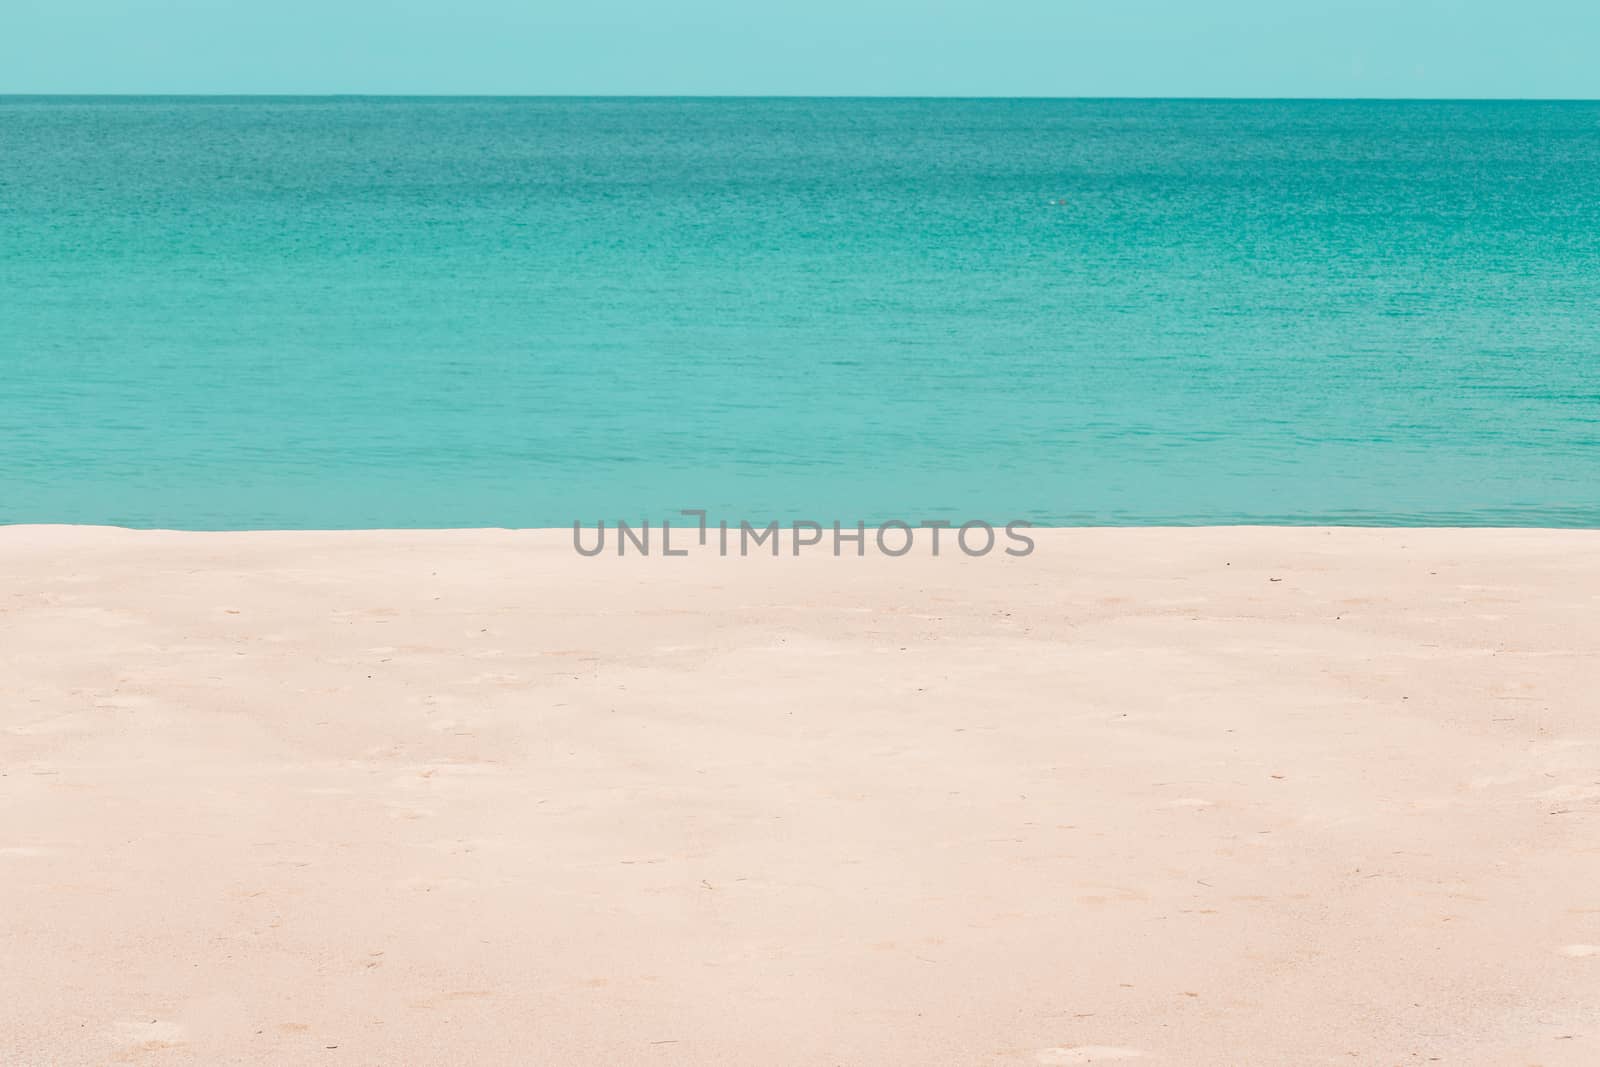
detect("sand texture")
[2,526,1598,1064]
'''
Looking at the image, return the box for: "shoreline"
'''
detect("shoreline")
[4,526,1598,1063]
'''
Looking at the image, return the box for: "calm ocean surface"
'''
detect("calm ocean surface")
[2,97,1596,529]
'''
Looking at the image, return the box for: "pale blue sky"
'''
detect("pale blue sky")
[3,0,1597,97]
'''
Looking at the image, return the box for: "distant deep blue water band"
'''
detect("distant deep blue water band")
[2,98,1595,529]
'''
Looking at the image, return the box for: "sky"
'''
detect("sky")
[2,0,1598,98]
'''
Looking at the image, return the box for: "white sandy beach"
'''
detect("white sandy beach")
[2,525,1598,1065]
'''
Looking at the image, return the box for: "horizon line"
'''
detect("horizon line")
[3,92,1599,103]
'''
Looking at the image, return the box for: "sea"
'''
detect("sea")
[2,97,1596,529]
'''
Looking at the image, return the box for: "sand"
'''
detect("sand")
[2,525,1597,1065]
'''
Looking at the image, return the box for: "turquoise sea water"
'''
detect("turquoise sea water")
[2,98,1596,529]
